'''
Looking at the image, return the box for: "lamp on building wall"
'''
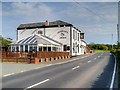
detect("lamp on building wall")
[80,33,84,39]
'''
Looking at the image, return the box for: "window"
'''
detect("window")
[48,47,51,51]
[52,47,57,51]
[16,46,19,51]
[38,31,43,34]
[8,46,11,51]
[43,47,47,51]
[67,46,70,50]
[73,30,75,39]
[29,46,33,51]
[73,43,75,53]
[34,46,37,51]
[39,46,42,51]
[12,47,15,52]
[63,45,67,51]
[25,45,28,52]
[78,44,79,53]
[76,31,77,40]
[20,45,23,51]
[78,33,79,41]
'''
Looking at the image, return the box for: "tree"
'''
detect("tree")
[0,37,12,47]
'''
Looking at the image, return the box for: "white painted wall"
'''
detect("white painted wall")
[71,27,82,56]
[18,28,44,40]
[45,27,70,45]
[17,26,85,56]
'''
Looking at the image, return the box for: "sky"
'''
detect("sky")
[1,0,119,44]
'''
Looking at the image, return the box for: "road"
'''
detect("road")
[2,52,116,89]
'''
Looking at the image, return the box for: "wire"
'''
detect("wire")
[72,0,113,24]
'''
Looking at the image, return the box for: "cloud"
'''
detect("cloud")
[2,2,118,44]
[1,0,120,2]
[2,2,58,23]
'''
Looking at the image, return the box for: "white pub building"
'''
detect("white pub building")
[10,20,87,56]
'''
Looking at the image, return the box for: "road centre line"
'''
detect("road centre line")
[25,79,50,89]
[20,70,25,72]
[72,66,80,70]
[98,56,100,58]
[3,73,15,77]
[87,60,91,63]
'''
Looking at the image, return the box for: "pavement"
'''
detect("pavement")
[1,52,118,89]
[1,53,92,76]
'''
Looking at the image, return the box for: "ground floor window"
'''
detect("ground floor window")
[63,45,67,51]
[20,45,23,51]
[12,47,15,52]
[48,47,51,51]
[43,47,47,51]
[25,45,28,52]
[52,47,57,51]
[16,46,19,51]
[39,46,42,51]
[78,44,79,53]
[67,46,70,50]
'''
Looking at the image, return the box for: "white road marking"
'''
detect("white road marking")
[87,61,91,63]
[20,70,25,72]
[26,79,50,89]
[35,67,41,69]
[98,56,100,58]
[94,58,96,59]
[72,66,80,70]
[3,73,15,77]
[110,54,117,89]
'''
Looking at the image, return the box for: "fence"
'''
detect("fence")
[1,51,70,63]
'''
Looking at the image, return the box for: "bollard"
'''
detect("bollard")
[34,58,38,64]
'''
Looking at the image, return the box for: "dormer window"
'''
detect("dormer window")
[38,31,43,34]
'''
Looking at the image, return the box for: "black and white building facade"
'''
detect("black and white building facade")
[10,20,86,56]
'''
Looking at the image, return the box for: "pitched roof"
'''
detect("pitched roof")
[17,20,73,30]
[11,34,62,46]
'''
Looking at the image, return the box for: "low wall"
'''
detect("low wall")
[1,51,70,63]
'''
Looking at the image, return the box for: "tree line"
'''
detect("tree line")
[88,43,118,51]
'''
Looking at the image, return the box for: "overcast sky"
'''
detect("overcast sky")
[1,1,119,44]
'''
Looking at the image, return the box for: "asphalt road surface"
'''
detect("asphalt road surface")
[2,52,116,89]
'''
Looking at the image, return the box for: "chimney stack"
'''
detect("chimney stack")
[45,20,49,26]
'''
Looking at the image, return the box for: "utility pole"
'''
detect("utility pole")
[117,24,119,47]
[112,34,113,50]
[118,1,120,48]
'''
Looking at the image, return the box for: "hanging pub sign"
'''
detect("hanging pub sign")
[80,33,84,39]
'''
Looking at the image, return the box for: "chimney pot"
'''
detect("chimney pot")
[45,20,49,26]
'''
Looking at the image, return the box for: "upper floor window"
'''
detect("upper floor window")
[38,31,43,34]
[73,30,75,39]
[78,33,79,41]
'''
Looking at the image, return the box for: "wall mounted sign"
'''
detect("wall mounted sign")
[57,30,68,39]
